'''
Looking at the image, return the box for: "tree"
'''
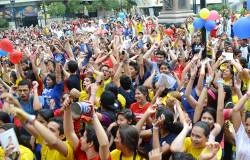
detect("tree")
[123,0,137,12]
[47,2,66,17]
[91,0,120,11]
[67,0,84,14]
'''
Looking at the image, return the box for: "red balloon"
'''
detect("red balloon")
[164,28,174,36]
[9,50,22,64]
[0,38,14,53]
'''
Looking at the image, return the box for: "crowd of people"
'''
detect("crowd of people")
[0,9,250,160]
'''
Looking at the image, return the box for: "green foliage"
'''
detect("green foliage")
[67,0,84,14]
[0,18,9,28]
[91,0,120,11]
[123,0,137,11]
[207,4,228,12]
[47,2,66,17]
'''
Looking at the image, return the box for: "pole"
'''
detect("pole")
[10,0,16,29]
[42,0,47,25]
[200,0,206,58]
[193,0,197,14]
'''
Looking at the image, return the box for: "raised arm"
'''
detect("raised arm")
[170,121,192,152]
[92,110,110,160]
[185,65,198,108]
[4,103,68,157]
[63,97,79,150]
[135,105,157,132]
[55,62,62,84]
[32,81,42,111]
[216,83,225,127]
[193,86,207,123]
[196,62,206,95]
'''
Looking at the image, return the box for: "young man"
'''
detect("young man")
[63,97,109,160]
[17,80,42,115]
[0,92,74,160]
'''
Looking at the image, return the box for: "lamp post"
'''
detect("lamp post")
[42,0,47,25]
[193,0,197,14]
[200,0,207,58]
[10,0,16,29]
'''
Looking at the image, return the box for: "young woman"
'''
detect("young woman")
[102,125,146,160]
[170,121,222,160]
[130,86,151,121]
[231,89,250,159]
[136,103,181,158]
[41,63,64,110]
[108,109,136,150]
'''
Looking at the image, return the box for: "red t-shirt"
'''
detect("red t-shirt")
[75,142,101,160]
[130,102,151,121]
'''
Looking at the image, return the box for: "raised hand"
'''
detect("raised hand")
[200,142,220,160]
[148,148,162,160]
[1,92,21,108]
[32,81,39,90]
[146,104,157,116]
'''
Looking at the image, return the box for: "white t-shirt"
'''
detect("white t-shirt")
[236,123,250,160]
[240,46,249,60]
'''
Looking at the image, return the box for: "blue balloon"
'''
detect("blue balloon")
[119,12,126,19]
[193,18,205,30]
[205,20,216,31]
[233,17,250,39]
[0,49,7,56]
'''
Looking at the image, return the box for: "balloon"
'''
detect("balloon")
[233,17,250,39]
[193,18,205,29]
[0,49,7,56]
[164,28,174,36]
[0,38,14,53]
[119,12,126,19]
[205,20,216,31]
[9,50,22,64]
[207,10,220,21]
[199,8,210,20]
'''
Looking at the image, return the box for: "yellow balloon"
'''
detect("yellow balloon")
[199,8,210,19]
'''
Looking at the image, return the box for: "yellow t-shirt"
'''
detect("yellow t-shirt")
[110,149,145,160]
[40,140,74,160]
[183,137,222,160]
[79,90,89,101]
[118,93,126,108]
[0,145,34,160]
[134,23,143,35]
[95,78,112,107]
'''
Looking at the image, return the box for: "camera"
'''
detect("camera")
[71,102,91,119]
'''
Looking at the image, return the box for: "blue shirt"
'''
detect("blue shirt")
[42,82,64,110]
[18,96,43,115]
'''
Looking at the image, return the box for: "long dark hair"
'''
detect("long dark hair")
[46,73,56,88]
[136,85,150,102]
[118,125,147,158]
[157,107,182,134]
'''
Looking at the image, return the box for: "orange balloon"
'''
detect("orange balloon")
[9,50,22,64]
